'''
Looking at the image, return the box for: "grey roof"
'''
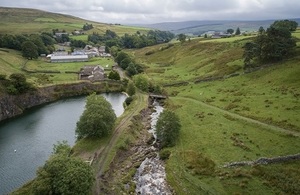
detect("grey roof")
[51,55,88,60]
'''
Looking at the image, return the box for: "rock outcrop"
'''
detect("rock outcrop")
[0,81,123,122]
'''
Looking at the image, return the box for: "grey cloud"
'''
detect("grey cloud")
[0,0,299,23]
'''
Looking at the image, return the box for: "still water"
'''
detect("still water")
[0,93,127,194]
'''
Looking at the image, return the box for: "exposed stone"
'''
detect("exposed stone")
[0,81,123,122]
[223,153,300,168]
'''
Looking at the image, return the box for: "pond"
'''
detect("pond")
[0,93,127,194]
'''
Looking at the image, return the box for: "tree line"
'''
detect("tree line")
[88,29,175,49]
[0,33,56,59]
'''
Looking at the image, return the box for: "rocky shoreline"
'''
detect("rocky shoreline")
[0,81,123,122]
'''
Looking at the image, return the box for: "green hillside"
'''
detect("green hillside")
[1,8,300,193]
[133,32,300,194]
[0,7,148,35]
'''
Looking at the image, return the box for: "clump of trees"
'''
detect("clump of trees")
[76,93,116,139]
[0,73,34,95]
[114,51,143,77]
[156,110,181,148]
[31,141,94,195]
[243,20,297,67]
[132,74,163,94]
[83,23,94,31]
[0,33,56,59]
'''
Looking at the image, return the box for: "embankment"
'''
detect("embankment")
[0,81,123,122]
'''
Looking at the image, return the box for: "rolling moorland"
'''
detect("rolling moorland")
[132,32,300,194]
[1,7,300,195]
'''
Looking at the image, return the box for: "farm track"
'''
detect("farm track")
[178,96,300,137]
[93,93,146,195]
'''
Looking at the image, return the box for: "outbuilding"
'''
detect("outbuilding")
[50,55,89,63]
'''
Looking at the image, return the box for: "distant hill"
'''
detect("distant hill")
[137,19,300,35]
[0,7,149,35]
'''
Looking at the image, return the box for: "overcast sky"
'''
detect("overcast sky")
[0,0,299,24]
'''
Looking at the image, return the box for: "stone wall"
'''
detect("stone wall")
[223,153,300,168]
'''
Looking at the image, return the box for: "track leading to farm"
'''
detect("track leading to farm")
[93,93,147,195]
[178,96,300,137]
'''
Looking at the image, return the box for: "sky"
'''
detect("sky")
[0,0,300,24]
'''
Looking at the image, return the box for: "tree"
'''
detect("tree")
[133,74,149,92]
[271,20,298,31]
[243,42,256,66]
[7,73,34,94]
[126,63,138,77]
[243,20,297,66]
[156,110,181,148]
[120,57,132,70]
[178,34,186,43]
[261,26,296,62]
[32,142,94,195]
[227,29,234,34]
[76,93,116,139]
[109,46,121,57]
[258,26,265,34]
[127,81,136,96]
[21,41,39,59]
[235,27,241,35]
[29,34,49,54]
[115,51,130,65]
[108,70,120,80]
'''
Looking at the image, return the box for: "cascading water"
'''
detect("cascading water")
[134,100,172,195]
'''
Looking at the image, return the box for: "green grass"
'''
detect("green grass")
[26,57,114,72]
[34,17,56,22]
[70,34,89,41]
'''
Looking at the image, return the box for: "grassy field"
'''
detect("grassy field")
[133,30,300,194]
[0,7,149,35]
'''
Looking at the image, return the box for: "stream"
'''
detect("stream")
[134,100,172,195]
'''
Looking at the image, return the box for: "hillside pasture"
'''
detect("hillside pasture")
[133,33,300,194]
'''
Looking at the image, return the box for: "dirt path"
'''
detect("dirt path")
[93,93,146,195]
[178,96,300,137]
